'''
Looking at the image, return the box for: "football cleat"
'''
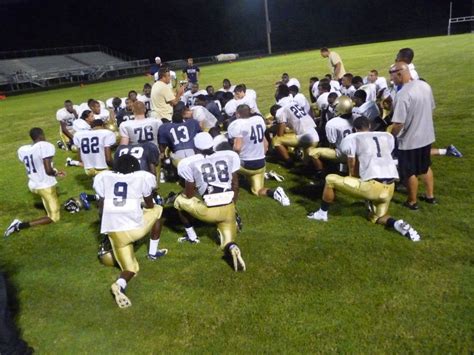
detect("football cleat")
[110,283,131,308]
[446,144,462,158]
[307,209,328,222]
[268,170,285,182]
[229,244,246,272]
[294,148,304,161]
[57,140,66,150]
[178,235,200,244]
[147,249,168,260]
[79,193,91,210]
[153,194,164,206]
[394,220,421,242]
[65,157,73,167]
[273,187,290,206]
[4,219,21,238]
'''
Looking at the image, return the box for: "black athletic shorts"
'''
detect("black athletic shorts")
[398,144,432,179]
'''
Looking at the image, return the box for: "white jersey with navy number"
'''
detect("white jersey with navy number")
[325,116,353,151]
[93,170,156,233]
[340,131,398,181]
[18,141,57,190]
[177,150,240,196]
[292,93,311,114]
[72,119,91,132]
[73,129,116,169]
[181,90,207,108]
[340,85,356,98]
[105,97,126,110]
[227,116,266,162]
[56,106,79,133]
[275,99,319,142]
[119,118,162,147]
[137,94,152,111]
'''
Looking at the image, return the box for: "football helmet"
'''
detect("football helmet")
[64,198,81,213]
[98,235,117,267]
[334,95,353,116]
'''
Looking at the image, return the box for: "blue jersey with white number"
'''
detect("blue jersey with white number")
[114,142,159,173]
[158,119,201,153]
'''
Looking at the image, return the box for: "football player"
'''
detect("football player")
[89,100,111,121]
[114,142,159,176]
[191,100,218,131]
[158,107,201,167]
[181,82,207,108]
[56,100,79,151]
[288,85,311,117]
[137,83,152,113]
[352,90,381,122]
[173,132,246,271]
[224,84,260,119]
[310,95,354,176]
[228,104,290,206]
[340,73,356,98]
[119,101,161,147]
[93,154,167,308]
[270,85,319,168]
[4,128,65,238]
[73,119,116,176]
[127,90,138,103]
[308,116,421,242]
[115,98,135,127]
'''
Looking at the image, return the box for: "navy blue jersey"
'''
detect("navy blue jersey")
[182,65,200,83]
[116,108,135,127]
[114,142,159,173]
[158,119,201,152]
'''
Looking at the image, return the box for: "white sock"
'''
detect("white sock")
[149,239,159,255]
[185,227,197,241]
[116,278,127,290]
[438,149,447,155]
[70,159,81,166]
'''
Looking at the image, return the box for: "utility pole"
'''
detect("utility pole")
[264,0,272,54]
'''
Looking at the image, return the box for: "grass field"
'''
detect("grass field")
[0,34,473,353]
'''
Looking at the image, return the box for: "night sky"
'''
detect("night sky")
[0,0,471,61]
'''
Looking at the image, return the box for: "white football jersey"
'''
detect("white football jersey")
[217,85,236,93]
[119,118,162,147]
[137,94,152,112]
[93,170,156,233]
[18,141,57,190]
[292,93,311,114]
[276,99,319,143]
[330,80,341,92]
[178,150,241,196]
[72,119,91,131]
[105,97,127,110]
[73,129,116,169]
[224,96,260,117]
[360,83,377,102]
[245,89,257,102]
[77,101,106,117]
[340,131,398,181]
[94,108,110,121]
[286,78,301,89]
[227,116,266,162]
[316,92,330,110]
[181,90,208,107]
[352,101,380,121]
[325,116,353,152]
[191,106,217,129]
[56,106,79,133]
[340,85,356,98]
[311,81,320,99]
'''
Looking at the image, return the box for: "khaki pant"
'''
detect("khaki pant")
[326,174,395,223]
[174,195,236,249]
[238,166,265,196]
[31,186,60,222]
[109,205,162,273]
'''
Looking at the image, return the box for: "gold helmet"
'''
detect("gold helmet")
[334,95,353,116]
[98,236,117,267]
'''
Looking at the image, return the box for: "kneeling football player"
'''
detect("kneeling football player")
[307,116,421,241]
[93,154,167,308]
[173,132,246,271]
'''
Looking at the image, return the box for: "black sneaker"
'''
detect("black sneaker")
[419,195,438,204]
[402,201,419,210]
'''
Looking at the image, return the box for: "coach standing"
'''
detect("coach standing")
[390,62,436,210]
[151,68,185,121]
[320,47,346,80]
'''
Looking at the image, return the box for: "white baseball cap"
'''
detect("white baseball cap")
[155,56,161,63]
[194,132,214,150]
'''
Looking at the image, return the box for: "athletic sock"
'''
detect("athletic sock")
[149,239,159,255]
[116,278,127,290]
[185,227,198,241]
[87,194,98,201]
[266,189,274,197]
[69,159,81,166]
[438,149,447,155]
[18,222,30,230]
[320,201,331,212]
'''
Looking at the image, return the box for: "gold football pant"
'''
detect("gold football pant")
[272,133,318,156]
[308,147,338,161]
[85,168,108,177]
[59,128,77,152]
[31,186,60,222]
[238,166,265,195]
[174,195,236,249]
[325,174,395,223]
[108,205,162,273]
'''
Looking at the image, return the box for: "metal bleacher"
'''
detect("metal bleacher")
[0,45,150,93]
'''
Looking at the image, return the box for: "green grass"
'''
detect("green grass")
[0,34,473,353]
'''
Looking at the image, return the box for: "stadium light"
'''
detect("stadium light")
[264,0,272,54]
